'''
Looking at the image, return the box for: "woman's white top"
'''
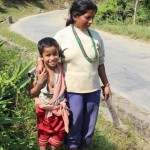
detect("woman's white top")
[54,25,105,93]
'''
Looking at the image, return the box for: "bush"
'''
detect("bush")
[95,0,150,25]
[0,42,37,149]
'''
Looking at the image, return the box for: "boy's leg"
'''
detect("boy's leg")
[51,145,60,150]
[79,90,100,149]
[39,146,47,150]
[36,107,49,149]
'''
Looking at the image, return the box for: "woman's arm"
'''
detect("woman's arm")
[98,64,112,100]
[36,58,44,75]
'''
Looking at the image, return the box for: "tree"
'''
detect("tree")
[133,0,139,24]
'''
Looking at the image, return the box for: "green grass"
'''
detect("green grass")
[0,43,37,150]
[0,44,36,67]
[0,1,51,52]
[0,24,37,51]
[0,1,38,51]
[0,1,42,20]
[93,24,150,42]
[90,114,141,150]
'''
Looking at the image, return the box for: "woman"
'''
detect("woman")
[37,0,112,149]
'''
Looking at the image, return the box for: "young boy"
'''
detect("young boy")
[30,37,69,150]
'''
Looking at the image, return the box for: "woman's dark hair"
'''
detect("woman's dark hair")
[66,0,97,26]
[37,37,59,55]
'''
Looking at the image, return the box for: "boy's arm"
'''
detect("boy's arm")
[30,79,43,98]
[30,68,48,97]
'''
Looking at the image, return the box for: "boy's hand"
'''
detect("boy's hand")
[37,68,48,84]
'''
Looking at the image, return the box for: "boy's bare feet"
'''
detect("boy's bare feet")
[51,145,60,150]
[40,146,47,150]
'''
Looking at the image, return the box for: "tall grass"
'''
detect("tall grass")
[0,43,37,150]
[93,24,150,42]
[90,113,141,150]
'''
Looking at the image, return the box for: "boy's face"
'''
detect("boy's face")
[41,46,59,69]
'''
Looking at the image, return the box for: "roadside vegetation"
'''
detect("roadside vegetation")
[0,41,37,149]
[94,0,150,42]
[0,0,149,149]
[93,24,150,42]
[90,114,140,150]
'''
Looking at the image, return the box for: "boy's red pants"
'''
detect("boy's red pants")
[36,107,66,147]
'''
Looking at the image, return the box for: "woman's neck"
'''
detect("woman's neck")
[73,24,88,31]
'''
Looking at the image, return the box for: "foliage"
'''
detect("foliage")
[93,23,150,41]
[0,0,45,9]
[0,42,33,102]
[136,0,150,25]
[0,42,37,149]
[95,0,134,24]
[95,0,150,25]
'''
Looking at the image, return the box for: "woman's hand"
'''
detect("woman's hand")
[36,59,44,76]
[104,86,112,101]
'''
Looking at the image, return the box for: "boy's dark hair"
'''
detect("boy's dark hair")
[66,0,97,26]
[37,37,59,55]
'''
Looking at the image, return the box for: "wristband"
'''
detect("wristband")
[104,83,110,87]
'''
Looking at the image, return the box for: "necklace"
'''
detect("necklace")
[71,25,97,63]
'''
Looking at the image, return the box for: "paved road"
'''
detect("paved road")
[10,9,150,112]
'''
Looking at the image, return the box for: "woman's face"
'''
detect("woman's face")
[73,9,96,30]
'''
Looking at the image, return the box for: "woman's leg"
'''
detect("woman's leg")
[79,90,100,149]
[66,92,84,149]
